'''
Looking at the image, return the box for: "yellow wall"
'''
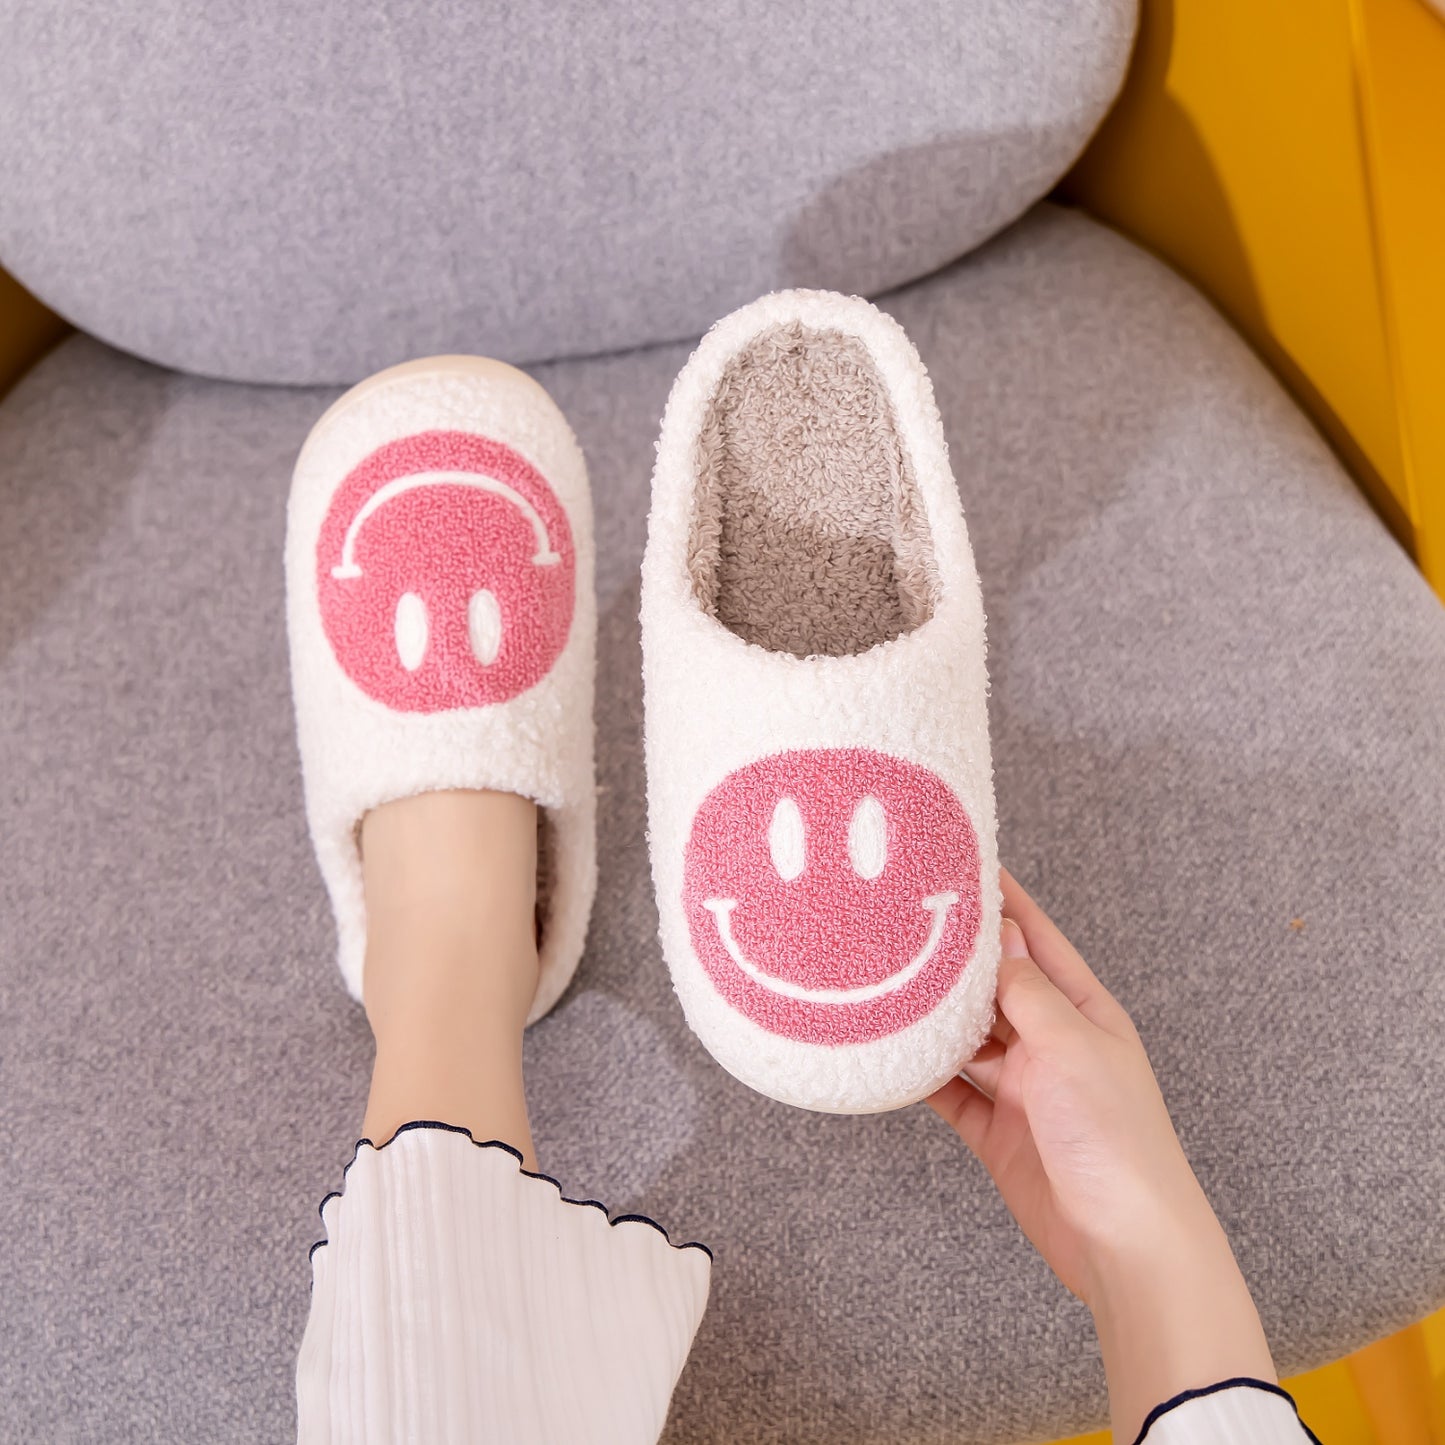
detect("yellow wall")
[1059,0,1445,598]
[1352,0,1445,593]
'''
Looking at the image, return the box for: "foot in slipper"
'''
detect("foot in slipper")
[286,355,596,1023]
[642,293,1000,1112]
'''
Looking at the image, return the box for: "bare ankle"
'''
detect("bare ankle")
[356,787,542,1167]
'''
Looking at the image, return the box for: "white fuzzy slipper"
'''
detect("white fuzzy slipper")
[286,356,596,1023]
[641,292,1000,1113]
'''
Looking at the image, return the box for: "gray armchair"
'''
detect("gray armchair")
[2,2,1441,1440]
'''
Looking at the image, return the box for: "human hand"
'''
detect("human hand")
[928,864,1207,1304]
[928,866,1277,1439]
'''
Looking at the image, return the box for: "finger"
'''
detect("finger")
[999,866,1133,1031]
[994,936,1089,1041]
[959,1038,1006,1099]
[999,866,1101,1007]
[989,1008,1017,1049]
[926,1074,994,1156]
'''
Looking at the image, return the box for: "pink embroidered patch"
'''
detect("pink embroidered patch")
[682,748,981,1045]
[316,430,575,712]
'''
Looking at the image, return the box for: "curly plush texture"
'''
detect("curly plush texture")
[286,357,596,1022]
[643,291,1001,1113]
[682,747,983,1045]
[689,322,939,655]
[314,430,576,713]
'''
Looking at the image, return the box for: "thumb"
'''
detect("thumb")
[995,917,1084,1041]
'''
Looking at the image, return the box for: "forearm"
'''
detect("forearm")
[1089,1195,1277,1442]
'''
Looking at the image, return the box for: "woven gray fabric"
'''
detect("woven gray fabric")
[0,0,1133,386]
[1,204,1442,1444]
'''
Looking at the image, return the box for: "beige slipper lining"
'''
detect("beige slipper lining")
[687,322,940,658]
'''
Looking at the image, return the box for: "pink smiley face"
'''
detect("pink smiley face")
[682,748,982,1045]
[316,430,575,713]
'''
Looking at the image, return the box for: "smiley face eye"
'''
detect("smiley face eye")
[468,588,502,665]
[848,795,888,879]
[394,591,428,671]
[768,796,805,881]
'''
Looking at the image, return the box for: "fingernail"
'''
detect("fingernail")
[1000,917,1029,957]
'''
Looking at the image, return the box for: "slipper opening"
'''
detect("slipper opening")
[350,792,560,956]
[687,321,940,658]
[534,803,557,948]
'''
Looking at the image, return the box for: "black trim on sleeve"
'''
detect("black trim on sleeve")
[307,1118,714,1264]
[1130,1377,1321,1445]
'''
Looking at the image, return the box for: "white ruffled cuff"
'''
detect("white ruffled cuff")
[1137,1379,1318,1445]
[296,1121,712,1445]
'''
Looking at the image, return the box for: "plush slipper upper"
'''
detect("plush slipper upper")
[642,293,1000,1113]
[286,357,596,1023]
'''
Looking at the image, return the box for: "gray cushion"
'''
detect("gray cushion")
[0,1,1133,386]
[2,203,1443,1444]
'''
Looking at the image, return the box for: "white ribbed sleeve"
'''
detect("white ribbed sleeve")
[1139,1381,1317,1445]
[296,1121,712,1445]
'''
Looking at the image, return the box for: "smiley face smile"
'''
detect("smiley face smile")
[316,429,575,713]
[702,892,960,1004]
[683,747,982,1046]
